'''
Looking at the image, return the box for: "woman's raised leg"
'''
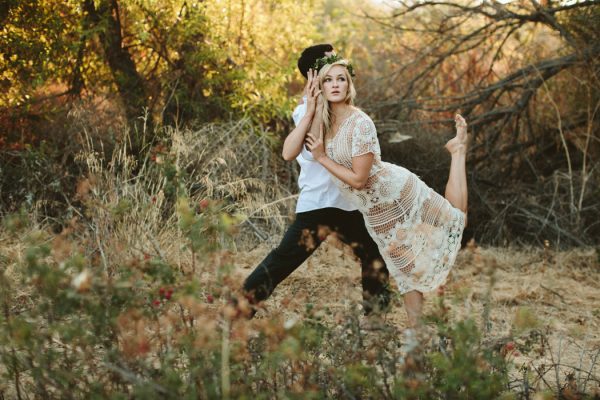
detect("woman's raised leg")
[444,114,469,219]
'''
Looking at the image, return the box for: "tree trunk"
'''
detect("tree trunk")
[82,0,152,154]
[162,5,206,127]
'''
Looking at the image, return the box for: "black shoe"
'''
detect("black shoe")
[363,286,393,316]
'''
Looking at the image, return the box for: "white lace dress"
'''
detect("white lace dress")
[326,109,465,294]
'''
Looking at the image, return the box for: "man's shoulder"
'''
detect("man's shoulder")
[293,95,307,109]
[292,98,307,126]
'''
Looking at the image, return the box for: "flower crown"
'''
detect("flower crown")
[313,54,355,77]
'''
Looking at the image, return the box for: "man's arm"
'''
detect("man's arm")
[282,69,319,161]
[307,99,322,150]
[282,111,314,161]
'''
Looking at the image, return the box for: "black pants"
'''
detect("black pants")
[243,208,391,315]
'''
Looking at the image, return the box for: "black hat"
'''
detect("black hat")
[297,44,334,79]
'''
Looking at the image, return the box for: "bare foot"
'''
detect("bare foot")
[445,114,468,155]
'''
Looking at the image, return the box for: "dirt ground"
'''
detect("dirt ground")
[233,239,600,392]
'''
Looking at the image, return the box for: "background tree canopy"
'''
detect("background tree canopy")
[1,0,599,246]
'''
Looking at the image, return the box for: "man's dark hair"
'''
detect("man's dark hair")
[297,44,334,79]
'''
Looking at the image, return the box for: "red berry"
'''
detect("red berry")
[505,342,515,351]
[165,289,173,300]
[10,142,24,151]
[137,340,150,354]
[144,253,151,260]
[199,199,209,210]
[159,287,165,296]
[152,299,161,306]
[206,294,214,304]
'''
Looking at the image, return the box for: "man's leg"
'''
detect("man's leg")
[242,210,325,309]
[330,209,392,315]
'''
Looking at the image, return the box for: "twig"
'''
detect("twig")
[577,335,588,391]
[103,362,168,395]
[146,232,166,260]
[518,258,542,268]
[244,195,299,219]
[242,219,268,241]
[539,284,566,304]
[92,222,109,274]
[221,319,231,399]
[530,362,554,391]
[556,336,563,399]
[536,67,575,221]
[513,206,587,246]
[582,348,600,393]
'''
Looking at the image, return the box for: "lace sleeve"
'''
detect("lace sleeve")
[352,116,380,158]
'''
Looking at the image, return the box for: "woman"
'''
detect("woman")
[305,57,468,328]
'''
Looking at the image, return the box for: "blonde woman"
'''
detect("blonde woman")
[305,56,468,329]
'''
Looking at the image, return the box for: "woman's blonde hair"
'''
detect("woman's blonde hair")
[318,60,356,140]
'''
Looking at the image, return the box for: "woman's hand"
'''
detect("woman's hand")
[305,131,327,161]
[305,69,321,117]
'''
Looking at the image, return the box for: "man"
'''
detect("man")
[242,44,391,321]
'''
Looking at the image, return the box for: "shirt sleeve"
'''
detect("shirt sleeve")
[292,96,307,127]
[352,116,380,158]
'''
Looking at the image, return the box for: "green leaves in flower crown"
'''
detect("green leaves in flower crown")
[313,54,355,77]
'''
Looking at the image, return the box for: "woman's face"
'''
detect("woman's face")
[322,65,349,104]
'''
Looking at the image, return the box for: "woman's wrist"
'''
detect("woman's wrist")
[314,152,327,163]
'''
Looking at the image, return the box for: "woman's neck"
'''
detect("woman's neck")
[330,102,352,121]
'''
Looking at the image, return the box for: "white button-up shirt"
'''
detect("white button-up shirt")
[291,97,356,213]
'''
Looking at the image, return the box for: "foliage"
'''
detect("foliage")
[2,0,599,245]
[0,202,512,398]
[0,142,79,219]
[1,1,599,396]
[0,0,83,106]
[2,134,599,398]
[342,0,600,246]
[0,0,321,124]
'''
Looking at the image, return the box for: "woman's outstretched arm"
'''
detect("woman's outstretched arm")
[305,132,374,189]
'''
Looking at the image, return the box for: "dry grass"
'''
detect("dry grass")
[232,240,600,393]
[232,242,599,334]
[2,119,599,397]
[2,221,598,396]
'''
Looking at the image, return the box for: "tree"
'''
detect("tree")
[363,0,600,244]
[82,0,152,152]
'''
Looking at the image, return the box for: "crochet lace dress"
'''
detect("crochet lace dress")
[326,109,465,294]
